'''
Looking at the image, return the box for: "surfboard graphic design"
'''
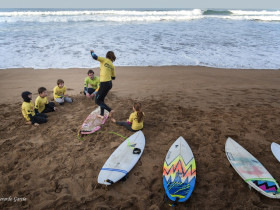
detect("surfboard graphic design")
[163,137,196,202]
[226,137,280,199]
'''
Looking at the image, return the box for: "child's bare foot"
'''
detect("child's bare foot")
[97,115,104,120]
[109,110,115,118]
[25,121,32,125]
[111,118,116,123]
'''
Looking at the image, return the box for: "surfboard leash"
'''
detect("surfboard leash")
[107,131,127,140]
[77,130,138,151]
[77,129,125,141]
[77,126,85,141]
[164,194,179,207]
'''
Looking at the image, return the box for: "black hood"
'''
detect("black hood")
[21,91,32,102]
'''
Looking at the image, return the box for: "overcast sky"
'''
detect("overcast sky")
[1,0,279,9]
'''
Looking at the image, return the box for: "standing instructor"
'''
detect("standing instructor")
[90,50,116,119]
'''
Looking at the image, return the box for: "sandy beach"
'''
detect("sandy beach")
[1,66,280,209]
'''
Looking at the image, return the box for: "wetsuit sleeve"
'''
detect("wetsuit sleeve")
[111,66,116,80]
[94,78,100,93]
[84,77,88,93]
[24,103,35,119]
[53,86,60,98]
[97,77,100,87]
[35,99,39,113]
[97,57,106,62]
[91,52,98,60]
[62,86,66,96]
[129,113,134,123]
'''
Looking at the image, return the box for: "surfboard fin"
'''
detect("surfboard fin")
[120,175,128,182]
[105,179,114,185]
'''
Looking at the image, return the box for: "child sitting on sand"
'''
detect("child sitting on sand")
[21,91,48,126]
[35,87,57,113]
[53,79,73,105]
[84,69,100,99]
[111,102,145,132]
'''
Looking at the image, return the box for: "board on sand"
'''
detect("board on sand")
[271,142,280,163]
[225,137,280,198]
[98,131,145,185]
[80,107,109,134]
[163,137,196,203]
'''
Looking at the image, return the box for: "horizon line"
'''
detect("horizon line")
[0,7,279,10]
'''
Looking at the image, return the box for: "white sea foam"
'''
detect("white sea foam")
[0,9,203,16]
[1,9,280,23]
[0,9,279,69]
[0,9,204,23]
[230,10,280,16]
[219,15,280,22]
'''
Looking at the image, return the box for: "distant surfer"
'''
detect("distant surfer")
[90,50,116,120]
[84,69,100,99]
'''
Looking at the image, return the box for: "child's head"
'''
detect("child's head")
[87,70,94,79]
[133,102,144,123]
[38,87,47,97]
[133,102,142,112]
[21,91,32,102]
[57,79,64,88]
[106,51,116,62]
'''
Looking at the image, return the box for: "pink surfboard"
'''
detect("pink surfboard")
[80,107,109,134]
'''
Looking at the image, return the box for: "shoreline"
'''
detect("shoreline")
[1,65,280,71]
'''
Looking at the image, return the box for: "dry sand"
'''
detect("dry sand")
[0,66,280,209]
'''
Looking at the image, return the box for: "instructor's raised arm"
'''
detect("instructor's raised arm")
[90,50,98,60]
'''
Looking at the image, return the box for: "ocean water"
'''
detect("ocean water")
[0,8,280,69]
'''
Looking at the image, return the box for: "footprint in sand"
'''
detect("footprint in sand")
[137,160,142,166]
[134,172,141,176]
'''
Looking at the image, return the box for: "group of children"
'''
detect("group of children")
[21,50,145,132]
[21,80,72,126]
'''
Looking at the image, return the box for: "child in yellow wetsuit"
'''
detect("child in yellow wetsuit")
[112,102,144,132]
[21,91,48,126]
[53,79,73,105]
[35,87,57,113]
[90,50,116,119]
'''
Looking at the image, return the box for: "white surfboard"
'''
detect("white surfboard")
[271,142,280,163]
[98,131,145,185]
[163,137,196,202]
[225,137,280,198]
